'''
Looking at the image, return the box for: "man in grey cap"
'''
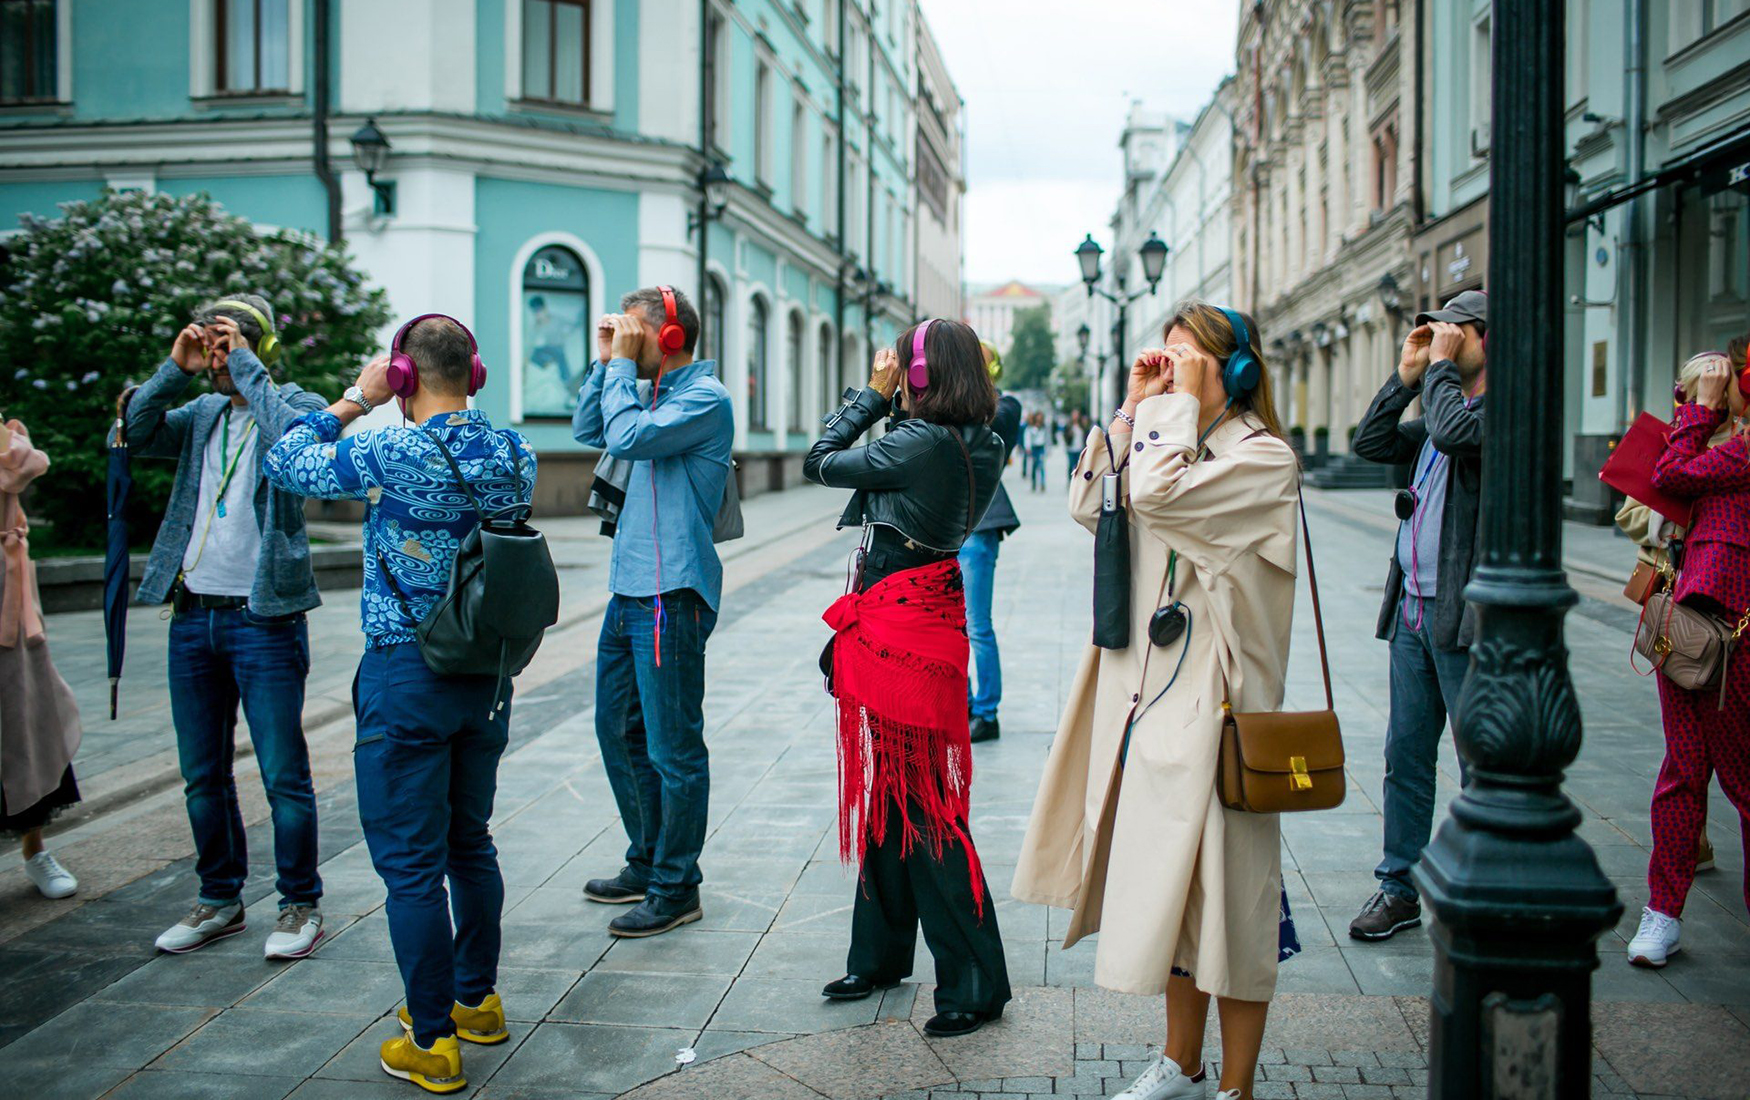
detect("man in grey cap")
[1347,289,1488,941]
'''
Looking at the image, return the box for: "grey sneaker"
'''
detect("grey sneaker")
[155,900,246,953]
[1349,890,1422,941]
[264,904,324,959]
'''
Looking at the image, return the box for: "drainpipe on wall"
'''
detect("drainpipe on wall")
[834,0,848,382]
[1411,0,1425,227]
[864,6,877,357]
[696,0,711,348]
[1618,0,1648,428]
[312,0,341,244]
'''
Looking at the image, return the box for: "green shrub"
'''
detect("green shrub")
[0,189,389,552]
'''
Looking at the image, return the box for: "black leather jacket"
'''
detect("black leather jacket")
[804,387,1005,558]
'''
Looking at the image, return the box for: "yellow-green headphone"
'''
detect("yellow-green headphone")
[214,299,281,365]
[980,340,1002,381]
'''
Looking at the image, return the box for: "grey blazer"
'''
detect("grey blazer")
[125,349,329,615]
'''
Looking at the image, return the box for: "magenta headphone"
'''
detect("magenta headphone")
[385,313,488,402]
[909,319,936,389]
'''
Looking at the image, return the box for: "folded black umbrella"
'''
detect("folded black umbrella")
[1092,471,1130,649]
[103,388,137,720]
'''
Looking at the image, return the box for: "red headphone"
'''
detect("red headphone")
[385,313,488,400]
[656,286,687,357]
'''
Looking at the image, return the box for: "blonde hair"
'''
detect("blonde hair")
[1676,351,1732,402]
[1162,301,1287,440]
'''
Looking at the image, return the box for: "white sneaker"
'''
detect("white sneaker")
[1112,1054,1208,1100]
[23,851,77,899]
[264,904,324,959]
[1626,907,1681,968]
[155,900,246,953]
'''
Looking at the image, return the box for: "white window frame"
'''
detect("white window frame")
[754,59,774,187]
[505,0,615,114]
[790,96,809,218]
[190,0,305,100]
[4,0,74,104]
[506,230,605,424]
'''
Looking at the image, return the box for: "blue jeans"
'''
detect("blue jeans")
[1375,596,1471,901]
[957,531,1002,721]
[353,644,510,1047]
[595,589,717,899]
[1028,446,1047,490]
[167,607,320,909]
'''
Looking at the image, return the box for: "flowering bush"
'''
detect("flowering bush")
[0,189,389,551]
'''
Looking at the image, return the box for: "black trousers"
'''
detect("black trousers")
[846,812,1012,1016]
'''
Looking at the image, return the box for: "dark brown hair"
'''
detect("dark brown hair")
[896,319,998,426]
[404,316,475,395]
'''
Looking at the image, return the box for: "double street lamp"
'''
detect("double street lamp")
[1075,232,1169,408]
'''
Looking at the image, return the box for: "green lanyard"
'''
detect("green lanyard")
[212,412,256,520]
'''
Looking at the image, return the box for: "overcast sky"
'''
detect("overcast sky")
[917,0,1241,290]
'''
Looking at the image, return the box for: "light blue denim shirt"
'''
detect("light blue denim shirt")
[572,357,735,610]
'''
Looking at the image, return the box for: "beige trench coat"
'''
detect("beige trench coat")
[1012,393,1300,1002]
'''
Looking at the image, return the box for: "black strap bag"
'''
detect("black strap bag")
[378,428,560,710]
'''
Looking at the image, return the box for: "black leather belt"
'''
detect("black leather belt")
[172,587,249,613]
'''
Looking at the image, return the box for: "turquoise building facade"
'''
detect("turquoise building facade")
[0,0,947,509]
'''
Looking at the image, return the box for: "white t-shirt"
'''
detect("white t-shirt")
[180,404,261,598]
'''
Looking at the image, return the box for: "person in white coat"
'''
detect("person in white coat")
[1014,303,1303,1100]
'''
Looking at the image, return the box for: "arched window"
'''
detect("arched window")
[702,274,726,364]
[520,244,589,418]
[818,325,835,419]
[786,311,805,433]
[747,296,770,431]
[841,334,860,400]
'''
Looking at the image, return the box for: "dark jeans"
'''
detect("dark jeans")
[848,805,1011,1016]
[354,644,510,1048]
[1375,595,1471,901]
[595,589,717,899]
[957,531,1001,720]
[167,607,320,908]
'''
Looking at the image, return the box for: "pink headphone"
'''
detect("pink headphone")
[909,319,935,389]
[385,313,488,401]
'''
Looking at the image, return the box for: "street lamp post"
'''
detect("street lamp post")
[1414,3,1621,1098]
[1075,232,1169,409]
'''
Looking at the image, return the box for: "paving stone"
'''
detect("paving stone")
[152,1007,376,1078]
[549,970,731,1029]
[1262,1062,1311,1082]
[1000,1076,1055,1092]
[1312,1063,1361,1083]
[751,1021,953,1099]
[91,949,285,1009]
[712,977,884,1034]
[241,957,406,1017]
[1331,1049,1379,1067]
[1075,1041,1102,1058]
[1252,1084,1296,1100]
[1284,1047,1336,1066]
[494,1021,695,1095]
[1389,1087,1427,1100]
[1361,1065,1411,1086]
[916,985,1074,1084]
[1075,1058,1119,1076]
[317,1014,526,1083]
[1343,1086,1394,1099]
[1292,1085,1348,1100]
[105,1070,301,1100]
[0,1001,214,1072]
[1102,1042,1152,1060]
[1374,1051,1425,1069]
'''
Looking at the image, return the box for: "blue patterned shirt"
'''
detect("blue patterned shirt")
[263,408,536,648]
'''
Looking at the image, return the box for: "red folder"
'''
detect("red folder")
[1598,412,1692,528]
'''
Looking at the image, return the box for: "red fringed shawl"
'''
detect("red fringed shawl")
[822,557,984,914]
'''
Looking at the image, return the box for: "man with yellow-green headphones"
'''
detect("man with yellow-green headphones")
[126,294,331,960]
[959,340,1022,744]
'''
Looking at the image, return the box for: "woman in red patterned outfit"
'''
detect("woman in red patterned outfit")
[1630,351,1750,968]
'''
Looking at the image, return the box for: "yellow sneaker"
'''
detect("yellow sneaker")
[379,1033,466,1094]
[397,993,510,1045]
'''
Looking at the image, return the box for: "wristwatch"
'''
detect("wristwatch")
[342,385,374,414]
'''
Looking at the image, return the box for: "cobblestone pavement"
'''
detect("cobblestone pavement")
[0,463,1745,1100]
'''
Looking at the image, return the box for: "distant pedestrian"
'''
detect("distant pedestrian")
[0,416,82,901]
[265,315,537,1094]
[1015,303,1301,1100]
[572,287,734,938]
[1064,410,1089,482]
[127,297,327,960]
[959,341,1023,744]
[1025,412,1049,492]
[1346,290,1487,942]
[1626,348,1750,969]
[807,319,1012,1038]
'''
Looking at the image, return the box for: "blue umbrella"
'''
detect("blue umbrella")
[103,387,137,720]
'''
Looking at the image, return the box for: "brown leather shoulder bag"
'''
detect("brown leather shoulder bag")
[1218,486,1347,814]
[1633,589,1749,709]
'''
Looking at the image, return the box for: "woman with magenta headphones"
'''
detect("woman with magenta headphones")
[804,318,1013,1038]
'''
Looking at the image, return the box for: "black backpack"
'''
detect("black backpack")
[377,427,560,712]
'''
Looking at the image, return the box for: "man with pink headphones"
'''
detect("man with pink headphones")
[265,315,537,1095]
[572,286,734,939]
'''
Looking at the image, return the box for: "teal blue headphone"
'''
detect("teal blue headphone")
[1217,307,1262,400]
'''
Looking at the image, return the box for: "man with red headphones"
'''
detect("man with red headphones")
[572,286,735,938]
[266,315,537,1094]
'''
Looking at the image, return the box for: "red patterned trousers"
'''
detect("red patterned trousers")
[1650,654,1750,918]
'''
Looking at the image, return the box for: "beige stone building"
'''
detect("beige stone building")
[1232,0,1418,473]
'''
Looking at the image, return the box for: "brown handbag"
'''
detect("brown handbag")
[1217,487,1346,814]
[1633,589,1749,708]
[1623,560,1669,605]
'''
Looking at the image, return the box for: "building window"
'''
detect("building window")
[822,129,838,234]
[747,296,770,431]
[818,324,834,419]
[1468,14,1491,157]
[1673,0,1750,51]
[702,274,727,364]
[706,8,727,149]
[216,0,290,95]
[523,0,591,106]
[791,98,808,217]
[755,61,773,187]
[0,0,56,103]
[519,244,590,419]
[786,311,805,433]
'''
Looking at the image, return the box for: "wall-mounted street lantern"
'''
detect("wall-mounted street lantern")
[1076,322,1091,359]
[689,160,733,236]
[1377,271,1406,318]
[349,118,394,217]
